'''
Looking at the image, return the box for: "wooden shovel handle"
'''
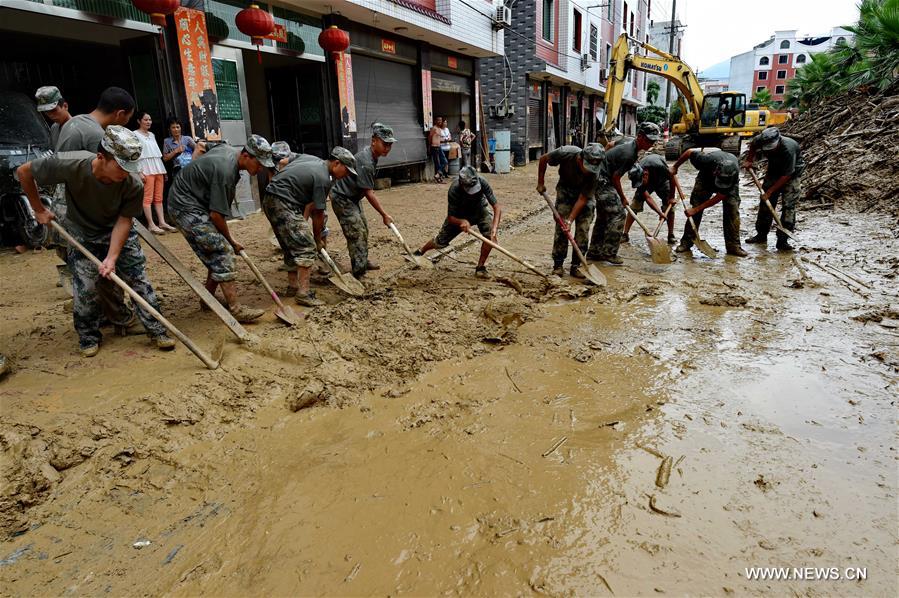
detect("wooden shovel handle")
[746,168,797,241]
[239,250,287,310]
[624,203,654,236]
[465,229,546,278]
[651,203,673,238]
[51,221,219,369]
[673,178,703,236]
[540,191,591,267]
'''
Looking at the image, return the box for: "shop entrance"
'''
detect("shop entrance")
[265,63,327,158]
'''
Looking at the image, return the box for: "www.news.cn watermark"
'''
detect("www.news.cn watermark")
[745,567,867,582]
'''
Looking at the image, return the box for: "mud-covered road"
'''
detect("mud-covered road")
[1,161,897,596]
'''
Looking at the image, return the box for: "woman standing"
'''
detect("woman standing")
[162,117,197,180]
[133,111,174,233]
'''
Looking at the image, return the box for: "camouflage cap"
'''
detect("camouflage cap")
[271,141,292,162]
[101,125,142,173]
[637,122,662,141]
[628,162,645,186]
[245,134,275,167]
[371,122,397,143]
[458,165,482,194]
[329,146,358,176]
[580,143,605,174]
[714,157,740,190]
[756,126,781,151]
[35,86,62,112]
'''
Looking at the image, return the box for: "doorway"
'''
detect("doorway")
[266,64,327,157]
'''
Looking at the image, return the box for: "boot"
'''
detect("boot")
[80,343,100,358]
[745,233,767,244]
[726,245,748,257]
[667,233,677,245]
[675,241,692,253]
[229,303,266,322]
[475,265,489,279]
[366,260,380,271]
[295,291,324,308]
[776,239,794,251]
[551,265,564,277]
[153,335,176,351]
[599,255,624,266]
[620,231,630,243]
[570,266,586,279]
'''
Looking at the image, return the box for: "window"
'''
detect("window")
[590,24,598,60]
[775,85,785,94]
[606,42,612,70]
[776,69,787,79]
[630,12,634,36]
[836,36,846,44]
[623,2,628,28]
[778,54,788,64]
[759,56,769,66]
[780,40,790,49]
[607,0,613,21]
[542,0,554,42]
[758,71,768,80]
[573,9,582,52]
[757,86,767,93]
[796,54,806,64]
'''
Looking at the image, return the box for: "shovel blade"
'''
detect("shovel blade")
[404,254,434,269]
[328,274,365,297]
[647,237,673,264]
[580,263,607,286]
[695,239,717,258]
[274,305,301,326]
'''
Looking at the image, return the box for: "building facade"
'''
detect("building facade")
[1,0,503,206]
[729,27,854,103]
[480,0,650,165]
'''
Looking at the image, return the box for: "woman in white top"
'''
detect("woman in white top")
[134,111,175,233]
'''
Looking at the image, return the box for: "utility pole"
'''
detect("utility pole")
[665,0,677,113]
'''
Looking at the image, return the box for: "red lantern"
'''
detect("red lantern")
[318,25,350,59]
[132,0,179,28]
[236,3,275,63]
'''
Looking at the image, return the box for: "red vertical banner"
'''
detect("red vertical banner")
[175,8,221,141]
[421,69,433,132]
[335,52,357,137]
[474,80,480,132]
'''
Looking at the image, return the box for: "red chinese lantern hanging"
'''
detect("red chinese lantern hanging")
[133,0,179,47]
[318,25,350,60]
[236,3,275,64]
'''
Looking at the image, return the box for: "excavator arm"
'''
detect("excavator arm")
[603,34,705,135]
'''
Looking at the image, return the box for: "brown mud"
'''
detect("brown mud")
[1,163,897,596]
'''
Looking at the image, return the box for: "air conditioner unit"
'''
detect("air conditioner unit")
[599,68,608,83]
[493,5,512,29]
[581,54,591,71]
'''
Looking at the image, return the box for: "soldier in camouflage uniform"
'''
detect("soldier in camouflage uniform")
[743,127,805,251]
[330,123,397,278]
[536,143,604,277]
[587,122,661,265]
[623,153,678,244]
[18,126,175,357]
[670,149,747,257]
[168,135,276,322]
[35,85,71,151]
[263,147,356,306]
[414,166,503,278]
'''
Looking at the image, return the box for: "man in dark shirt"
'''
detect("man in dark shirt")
[34,85,72,150]
[330,123,396,278]
[587,122,661,264]
[623,153,677,243]
[54,86,138,331]
[670,149,747,257]
[415,166,503,278]
[536,143,604,277]
[168,135,275,322]
[18,126,175,356]
[743,127,805,250]
[264,147,356,306]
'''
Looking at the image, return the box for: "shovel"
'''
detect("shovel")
[319,248,364,297]
[624,203,671,264]
[465,229,548,279]
[651,203,674,238]
[540,191,607,286]
[673,179,717,258]
[388,222,433,269]
[238,250,300,326]
[51,221,219,370]
[746,169,798,241]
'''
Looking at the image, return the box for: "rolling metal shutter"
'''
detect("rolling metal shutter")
[351,54,426,167]
[528,97,543,147]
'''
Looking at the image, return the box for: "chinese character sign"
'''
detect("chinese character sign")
[421,69,432,132]
[176,8,221,141]
[334,52,357,137]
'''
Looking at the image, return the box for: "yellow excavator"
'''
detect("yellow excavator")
[603,33,772,159]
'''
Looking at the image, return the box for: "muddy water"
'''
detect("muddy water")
[1,164,897,595]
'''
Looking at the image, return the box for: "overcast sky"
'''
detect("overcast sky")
[668,0,860,73]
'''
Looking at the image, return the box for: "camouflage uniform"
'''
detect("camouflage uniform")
[552,186,595,267]
[330,193,369,273]
[262,193,316,269]
[757,175,801,242]
[434,172,498,248]
[170,210,237,281]
[69,233,167,349]
[585,182,625,261]
[680,174,741,248]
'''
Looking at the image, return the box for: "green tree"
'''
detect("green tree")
[647,80,661,106]
[751,88,773,106]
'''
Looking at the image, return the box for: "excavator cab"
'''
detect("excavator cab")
[700,92,747,130]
